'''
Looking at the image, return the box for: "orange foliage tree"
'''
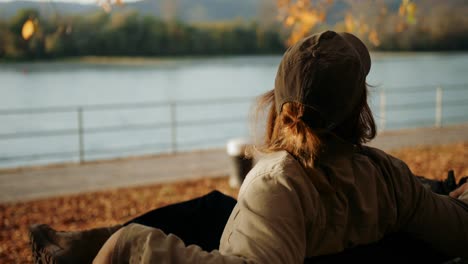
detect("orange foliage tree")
[277,0,417,47]
[79,0,417,47]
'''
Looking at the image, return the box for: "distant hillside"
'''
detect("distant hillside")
[0,0,466,23]
[0,0,398,22]
[0,1,97,18]
[0,0,261,22]
[130,0,260,22]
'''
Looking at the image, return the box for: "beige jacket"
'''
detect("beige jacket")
[111,138,468,264]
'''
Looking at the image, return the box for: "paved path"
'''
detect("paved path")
[1,124,468,203]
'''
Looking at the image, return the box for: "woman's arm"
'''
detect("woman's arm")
[449,182,468,203]
[94,169,307,264]
[390,158,468,258]
[94,224,245,264]
[93,228,124,264]
[220,172,307,263]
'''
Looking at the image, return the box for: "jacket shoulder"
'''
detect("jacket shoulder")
[251,150,303,179]
[360,145,408,169]
[239,151,306,196]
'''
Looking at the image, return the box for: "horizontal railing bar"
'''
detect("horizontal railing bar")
[0,129,78,139]
[85,123,172,134]
[0,124,171,139]
[0,151,78,162]
[178,136,244,148]
[440,87,468,91]
[0,102,170,115]
[379,83,467,93]
[380,88,433,94]
[84,102,171,111]
[386,101,435,110]
[0,97,254,116]
[0,117,247,139]
[177,97,254,106]
[85,142,171,155]
[0,138,226,163]
[385,99,468,111]
[0,144,173,162]
[0,107,77,115]
[178,116,247,127]
[437,85,468,91]
[443,100,468,107]
[386,118,436,127]
[443,115,468,121]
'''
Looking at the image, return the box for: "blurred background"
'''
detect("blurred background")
[0,0,467,168]
[1,1,468,263]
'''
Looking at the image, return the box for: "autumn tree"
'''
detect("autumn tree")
[276,0,418,47]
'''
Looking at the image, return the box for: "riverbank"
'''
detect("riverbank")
[0,54,284,65]
[2,51,468,64]
[1,123,468,203]
[1,140,468,263]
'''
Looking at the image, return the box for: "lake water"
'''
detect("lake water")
[1,53,468,168]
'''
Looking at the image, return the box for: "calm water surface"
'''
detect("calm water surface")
[1,52,468,167]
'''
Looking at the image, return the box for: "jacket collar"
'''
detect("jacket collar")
[316,134,356,165]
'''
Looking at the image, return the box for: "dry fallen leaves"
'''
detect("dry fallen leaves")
[389,142,468,181]
[0,177,238,264]
[1,142,467,263]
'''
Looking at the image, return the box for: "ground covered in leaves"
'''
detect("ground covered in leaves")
[1,142,467,263]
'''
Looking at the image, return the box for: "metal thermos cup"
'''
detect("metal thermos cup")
[226,138,253,188]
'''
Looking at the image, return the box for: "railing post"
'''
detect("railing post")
[435,86,443,127]
[170,102,177,153]
[77,107,85,163]
[379,89,386,131]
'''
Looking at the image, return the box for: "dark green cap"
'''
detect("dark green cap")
[274,30,371,129]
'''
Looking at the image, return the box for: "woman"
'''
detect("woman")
[31,30,468,264]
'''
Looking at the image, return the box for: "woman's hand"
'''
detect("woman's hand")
[93,227,124,264]
[449,182,468,199]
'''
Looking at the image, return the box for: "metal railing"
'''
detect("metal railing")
[0,97,253,164]
[377,83,468,131]
[0,83,467,167]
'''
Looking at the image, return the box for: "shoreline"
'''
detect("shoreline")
[2,123,468,175]
[2,51,468,65]
[1,124,468,204]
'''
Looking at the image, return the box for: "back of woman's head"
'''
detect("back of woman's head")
[253,31,376,169]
